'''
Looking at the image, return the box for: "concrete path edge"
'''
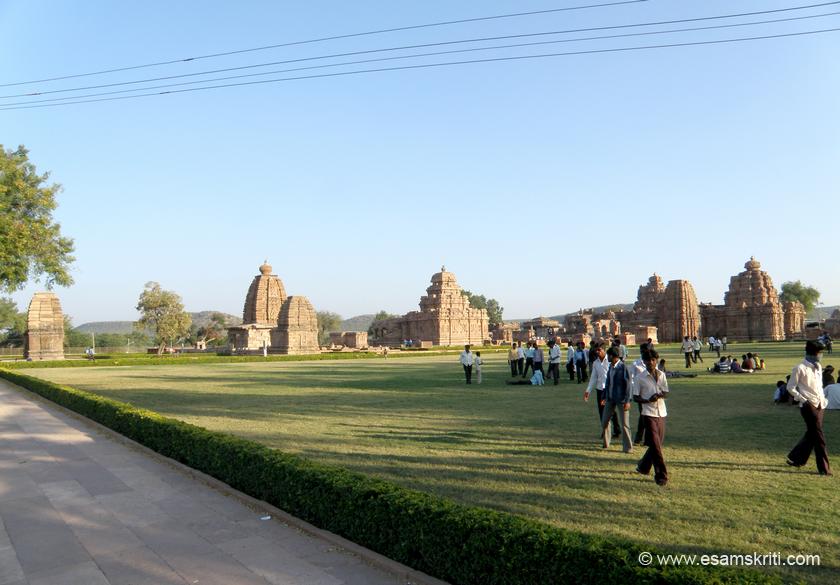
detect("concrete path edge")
[5,379,451,585]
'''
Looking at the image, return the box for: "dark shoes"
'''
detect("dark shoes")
[634,466,649,475]
[786,458,802,468]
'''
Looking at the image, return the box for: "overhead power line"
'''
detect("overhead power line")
[0,0,649,88]
[2,27,837,112]
[4,1,838,100]
[7,11,839,108]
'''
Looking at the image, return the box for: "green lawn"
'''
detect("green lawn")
[25,342,840,583]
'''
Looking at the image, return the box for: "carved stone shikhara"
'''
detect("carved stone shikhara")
[370,267,488,347]
[227,262,319,354]
[700,257,802,342]
[24,292,65,361]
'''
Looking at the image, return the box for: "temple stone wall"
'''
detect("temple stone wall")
[700,258,791,341]
[227,262,319,354]
[825,310,840,337]
[23,292,65,361]
[657,280,700,342]
[783,301,806,340]
[370,267,488,346]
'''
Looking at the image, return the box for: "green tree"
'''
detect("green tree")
[0,145,75,292]
[368,310,398,336]
[190,312,228,347]
[316,311,343,345]
[0,298,26,346]
[462,290,504,328]
[135,282,192,354]
[63,315,90,348]
[780,281,821,313]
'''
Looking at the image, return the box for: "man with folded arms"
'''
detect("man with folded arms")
[633,349,670,486]
[786,340,832,476]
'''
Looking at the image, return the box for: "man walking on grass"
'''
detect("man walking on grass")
[459,345,474,385]
[786,340,832,476]
[585,343,619,436]
[633,349,670,486]
[681,336,694,368]
[601,346,633,453]
[692,336,703,364]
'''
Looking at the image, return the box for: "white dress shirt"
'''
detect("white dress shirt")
[459,351,474,367]
[549,345,562,364]
[586,357,609,394]
[787,359,827,409]
[633,368,669,417]
[516,347,525,359]
[566,347,575,363]
[681,340,693,353]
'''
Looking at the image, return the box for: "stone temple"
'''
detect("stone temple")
[370,267,488,347]
[615,274,700,343]
[227,262,319,354]
[24,292,65,361]
[700,257,804,341]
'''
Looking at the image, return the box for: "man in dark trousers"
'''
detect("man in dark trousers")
[681,336,694,369]
[633,349,670,486]
[786,340,832,475]
[459,345,474,385]
[630,343,650,445]
[601,346,633,453]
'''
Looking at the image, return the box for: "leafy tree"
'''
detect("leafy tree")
[0,145,75,292]
[135,282,192,354]
[63,316,90,348]
[190,312,228,347]
[462,290,504,328]
[316,311,342,345]
[780,281,821,313]
[0,297,25,346]
[368,310,398,336]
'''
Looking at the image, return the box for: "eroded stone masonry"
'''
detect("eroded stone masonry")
[370,267,488,347]
[24,292,65,360]
[227,262,319,354]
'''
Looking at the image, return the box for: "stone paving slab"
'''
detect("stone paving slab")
[0,379,422,585]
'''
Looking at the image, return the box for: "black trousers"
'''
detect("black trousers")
[788,403,831,474]
[575,360,588,383]
[509,360,518,376]
[566,361,575,380]
[638,415,668,485]
[463,364,472,384]
[634,402,646,444]
[684,352,692,368]
[517,358,524,375]
[522,358,534,378]
[693,349,703,363]
[596,390,620,436]
[547,363,560,384]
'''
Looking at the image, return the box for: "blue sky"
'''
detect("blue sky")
[2,1,839,324]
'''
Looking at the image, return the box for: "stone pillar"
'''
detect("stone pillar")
[23,292,65,361]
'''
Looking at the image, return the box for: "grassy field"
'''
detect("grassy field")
[23,342,840,583]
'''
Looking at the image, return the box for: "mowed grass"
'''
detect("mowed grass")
[25,342,840,583]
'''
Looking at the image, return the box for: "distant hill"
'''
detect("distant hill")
[340,314,376,332]
[75,311,241,334]
[808,305,839,321]
[507,303,634,324]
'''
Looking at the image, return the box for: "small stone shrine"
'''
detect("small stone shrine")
[227,262,319,354]
[700,257,802,341]
[614,274,699,343]
[23,292,65,361]
[370,267,488,347]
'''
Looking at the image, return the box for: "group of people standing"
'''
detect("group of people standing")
[459,337,832,483]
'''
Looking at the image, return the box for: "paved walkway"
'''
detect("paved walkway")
[0,379,406,585]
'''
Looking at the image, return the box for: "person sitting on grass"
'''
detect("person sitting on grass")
[711,357,731,373]
[730,358,747,374]
[659,359,698,378]
[506,370,545,386]
[822,365,836,387]
[774,380,791,404]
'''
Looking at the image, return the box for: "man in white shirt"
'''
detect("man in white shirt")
[547,340,562,386]
[585,343,618,433]
[692,336,703,364]
[516,342,525,376]
[786,341,832,475]
[681,336,694,369]
[459,345,474,385]
[630,343,650,445]
[565,343,576,381]
[633,349,670,486]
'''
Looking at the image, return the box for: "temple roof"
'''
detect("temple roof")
[242,261,287,325]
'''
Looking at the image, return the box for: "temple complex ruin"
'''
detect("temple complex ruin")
[227,262,319,354]
[613,275,700,343]
[23,292,65,361]
[370,267,488,346]
[700,257,803,341]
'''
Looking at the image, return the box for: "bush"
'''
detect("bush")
[0,369,781,585]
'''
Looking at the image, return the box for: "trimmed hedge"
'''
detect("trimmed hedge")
[0,369,782,585]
